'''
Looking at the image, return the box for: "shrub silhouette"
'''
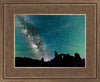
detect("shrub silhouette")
[15,51,85,67]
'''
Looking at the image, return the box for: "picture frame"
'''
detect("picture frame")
[0,0,100,82]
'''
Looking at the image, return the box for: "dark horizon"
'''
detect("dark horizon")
[15,51,85,67]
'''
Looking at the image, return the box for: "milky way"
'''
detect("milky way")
[15,15,51,61]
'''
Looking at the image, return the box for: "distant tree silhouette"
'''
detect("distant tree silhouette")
[15,51,85,67]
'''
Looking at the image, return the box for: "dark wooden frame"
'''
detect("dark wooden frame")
[0,0,100,82]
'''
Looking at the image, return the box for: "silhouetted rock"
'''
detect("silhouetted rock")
[15,51,85,67]
[55,51,58,57]
[75,53,81,60]
[41,58,44,62]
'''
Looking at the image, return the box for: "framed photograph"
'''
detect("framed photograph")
[15,14,86,67]
[0,0,100,82]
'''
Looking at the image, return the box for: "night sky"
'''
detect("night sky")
[15,15,85,61]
